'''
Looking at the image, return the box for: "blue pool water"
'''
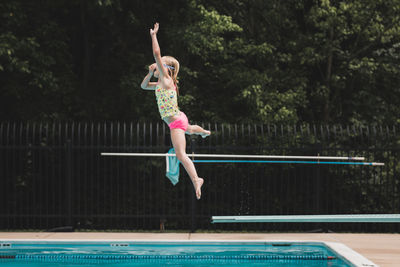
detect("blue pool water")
[0,241,353,266]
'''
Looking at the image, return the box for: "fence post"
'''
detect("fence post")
[313,144,325,232]
[190,137,197,232]
[65,139,73,228]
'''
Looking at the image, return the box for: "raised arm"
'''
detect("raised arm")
[150,23,168,79]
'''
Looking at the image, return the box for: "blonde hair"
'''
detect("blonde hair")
[162,56,180,95]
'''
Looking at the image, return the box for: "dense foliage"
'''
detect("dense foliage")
[1,0,399,124]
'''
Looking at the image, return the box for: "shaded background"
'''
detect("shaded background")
[1,0,400,124]
[1,1,400,232]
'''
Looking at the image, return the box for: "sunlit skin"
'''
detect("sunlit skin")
[141,23,211,199]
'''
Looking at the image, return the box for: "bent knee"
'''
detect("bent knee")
[175,151,188,161]
[185,125,194,134]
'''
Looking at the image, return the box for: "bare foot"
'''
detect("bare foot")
[194,178,204,200]
[201,130,211,139]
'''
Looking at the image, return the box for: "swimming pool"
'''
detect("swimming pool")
[0,240,375,266]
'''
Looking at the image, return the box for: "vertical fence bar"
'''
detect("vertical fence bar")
[109,122,114,227]
[37,122,42,229]
[57,122,62,228]
[0,123,5,228]
[76,122,81,229]
[7,122,12,228]
[128,122,133,229]
[88,122,93,229]
[135,122,139,229]
[149,122,153,228]
[142,122,146,229]
[65,139,73,228]
[10,122,15,229]
[97,122,102,229]
[8,122,14,229]
[122,122,126,229]
[190,137,196,232]
[30,122,36,228]
[116,122,120,227]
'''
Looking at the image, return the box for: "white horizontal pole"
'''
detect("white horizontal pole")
[212,214,400,223]
[101,152,365,161]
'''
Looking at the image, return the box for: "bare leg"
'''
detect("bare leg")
[170,128,204,199]
[186,124,211,138]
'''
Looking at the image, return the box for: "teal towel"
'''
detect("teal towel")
[166,148,180,185]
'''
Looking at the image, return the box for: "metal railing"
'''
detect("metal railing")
[0,122,399,232]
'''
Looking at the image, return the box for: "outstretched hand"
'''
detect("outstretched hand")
[150,22,159,36]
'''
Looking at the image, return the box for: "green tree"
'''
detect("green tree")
[0,1,76,120]
[167,0,307,124]
[200,0,400,124]
[294,0,400,123]
[1,0,399,124]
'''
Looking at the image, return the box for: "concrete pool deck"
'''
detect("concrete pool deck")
[1,232,399,266]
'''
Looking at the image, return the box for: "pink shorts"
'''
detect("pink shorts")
[168,112,188,132]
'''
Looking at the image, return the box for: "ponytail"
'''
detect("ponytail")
[167,68,179,96]
[163,56,180,96]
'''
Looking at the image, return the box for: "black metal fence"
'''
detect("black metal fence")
[0,122,399,232]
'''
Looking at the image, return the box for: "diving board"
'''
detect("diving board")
[211,214,400,223]
[194,160,384,166]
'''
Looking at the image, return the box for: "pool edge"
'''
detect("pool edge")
[0,238,378,267]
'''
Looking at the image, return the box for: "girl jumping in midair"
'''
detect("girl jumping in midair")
[141,22,211,200]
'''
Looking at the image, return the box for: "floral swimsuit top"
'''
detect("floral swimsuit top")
[155,84,179,119]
